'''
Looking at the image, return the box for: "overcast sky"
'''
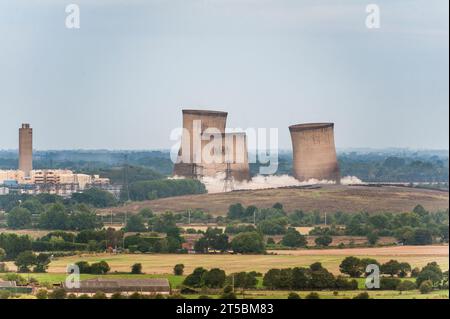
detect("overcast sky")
[0,0,448,150]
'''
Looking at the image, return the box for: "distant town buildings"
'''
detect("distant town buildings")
[0,124,111,197]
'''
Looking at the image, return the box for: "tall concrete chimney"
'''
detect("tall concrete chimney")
[289,123,340,183]
[19,123,33,177]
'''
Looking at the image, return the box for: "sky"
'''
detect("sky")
[0,0,448,150]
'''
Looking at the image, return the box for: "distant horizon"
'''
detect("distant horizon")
[0,147,449,153]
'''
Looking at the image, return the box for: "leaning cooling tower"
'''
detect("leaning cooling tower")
[173,110,250,181]
[289,123,340,183]
[173,109,228,178]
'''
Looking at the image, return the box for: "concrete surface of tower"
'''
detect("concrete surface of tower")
[289,123,340,183]
[173,109,250,181]
[19,123,33,178]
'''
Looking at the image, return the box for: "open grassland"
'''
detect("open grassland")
[100,185,449,216]
[41,245,448,275]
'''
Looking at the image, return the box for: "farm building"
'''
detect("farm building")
[62,278,171,296]
[0,280,33,294]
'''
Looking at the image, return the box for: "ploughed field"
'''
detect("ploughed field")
[100,185,449,216]
[41,245,449,275]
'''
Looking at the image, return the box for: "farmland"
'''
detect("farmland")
[29,245,449,275]
[99,185,449,216]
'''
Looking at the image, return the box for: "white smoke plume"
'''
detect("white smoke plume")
[173,174,363,194]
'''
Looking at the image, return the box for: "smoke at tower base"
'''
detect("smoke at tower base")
[171,175,362,194]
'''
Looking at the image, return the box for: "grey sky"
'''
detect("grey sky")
[0,0,448,150]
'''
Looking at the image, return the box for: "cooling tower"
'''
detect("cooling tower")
[173,110,228,178]
[289,123,340,183]
[224,132,250,182]
[173,110,250,181]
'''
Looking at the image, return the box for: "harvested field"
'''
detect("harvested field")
[100,185,449,216]
[42,245,449,275]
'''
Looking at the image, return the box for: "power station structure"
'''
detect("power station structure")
[173,109,250,182]
[289,123,340,183]
[19,123,33,178]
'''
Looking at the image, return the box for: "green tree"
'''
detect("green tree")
[419,280,433,294]
[0,248,5,261]
[125,215,147,232]
[339,257,363,278]
[183,267,208,288]
[0,233,32,259]
[174,264,185,276]
[131,263,143,274]
[38,203,69,230]
[33,253,51,273]
[14,250,36,273]
[202,268,226,288]
[287,292,301,299]
[232,272,258,290]
[263,269,282,290]
[227,203,245,220]
[72,188,118,208]
[281,228,307,248]
[380,260,402,277]
[315,235,333,247]
[231,232,265,254]
[367,232,379,246]
[6,207,32,229]
[90,261,110,274]
[416,262,443,287]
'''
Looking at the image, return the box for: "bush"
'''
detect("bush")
[92,291,107,299]
[305,292,320,299]
[49,288,67,299]
[315,235,333,247]
[380,277,401,290]
[131,263,143,274]
[174,264,185,276]
[0,290,11,300]
[287,292,301,299]
[419,280,433,294]
[353,292,370,299]
[111,292,125,299]
[281,228,307,248]
[397,280,417,291]
[35,289,49,299]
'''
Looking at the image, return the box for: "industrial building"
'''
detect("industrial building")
[173,109,250,182]
[62,278,171,296]
[289,123,340,183]
[0,123,111,197]
[19,123,33,177]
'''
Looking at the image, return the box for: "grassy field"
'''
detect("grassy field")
[99,185,449,216]
[0,272,185,288]
[28,245,448,275]
[3,271,447,299]
[184,290,449,299]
